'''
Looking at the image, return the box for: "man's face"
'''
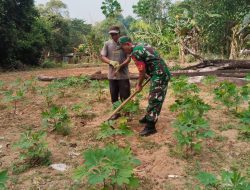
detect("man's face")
[121,43,132,54]
[110,33,119,42]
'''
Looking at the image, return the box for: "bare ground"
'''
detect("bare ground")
[0,65,249,190]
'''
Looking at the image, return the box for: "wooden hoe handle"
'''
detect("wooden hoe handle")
[107,77,151,121]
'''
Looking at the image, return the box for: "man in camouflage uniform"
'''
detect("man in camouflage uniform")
[118,36,171,136]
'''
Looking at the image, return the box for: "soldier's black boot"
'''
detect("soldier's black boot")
[110,113,121,120]
[139,121,157,136]
[139,115,147,124]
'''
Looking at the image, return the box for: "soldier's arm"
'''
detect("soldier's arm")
[119,56,131,67]
[131,56,146,91]
[138,68,146,86]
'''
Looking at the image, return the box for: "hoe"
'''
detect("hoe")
[106,77,151,121]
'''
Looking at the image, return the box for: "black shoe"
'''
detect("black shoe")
[110,113,121,120]
[139,116,147,124]
[139,121,157,136]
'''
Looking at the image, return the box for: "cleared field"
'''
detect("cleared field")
[0,66,249,190]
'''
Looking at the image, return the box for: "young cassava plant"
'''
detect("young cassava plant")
[196,170,250,190]
[170,95,211,117]
[42,105,71,135]
[97,117,133,142]
[1,79,26,114]
[73,144,140,189]
[171,75,200,98]
[90,80,109,101]
[13,130,51,171]
[173,110,214,156]
[39,85,57,107]
[71,103,94,119]
[0,170,8,189]
[113,94,141,117]
[214,81,249,112]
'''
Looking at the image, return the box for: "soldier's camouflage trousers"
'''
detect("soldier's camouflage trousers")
[145,63,170,122]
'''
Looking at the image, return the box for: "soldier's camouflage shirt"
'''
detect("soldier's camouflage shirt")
[130,43,171,77]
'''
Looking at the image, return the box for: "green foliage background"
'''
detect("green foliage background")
[0,0,249,70]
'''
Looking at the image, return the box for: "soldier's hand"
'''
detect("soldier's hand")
[109,61,120,69]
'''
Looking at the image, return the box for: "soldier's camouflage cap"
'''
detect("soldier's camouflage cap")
[118,36,132,45]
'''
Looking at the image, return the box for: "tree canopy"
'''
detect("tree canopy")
[0,0,249,70]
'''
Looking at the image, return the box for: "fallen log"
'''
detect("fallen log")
[183,60,250,70]
[38,69,250,82]
[37,72,140,81]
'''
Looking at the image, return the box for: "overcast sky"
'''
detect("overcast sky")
[35,0,139,24]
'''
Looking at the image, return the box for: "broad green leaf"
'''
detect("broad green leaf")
[196,172,217,186]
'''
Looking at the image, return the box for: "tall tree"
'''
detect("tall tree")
[133,0,171,24]
[0,0,46,69]
[101,0,122,18]
[37,0,69,17]
[186,0,249,57]
[38,0,70,55]
[68,19,92,50]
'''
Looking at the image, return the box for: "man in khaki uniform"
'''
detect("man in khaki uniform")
[100,26,131,120]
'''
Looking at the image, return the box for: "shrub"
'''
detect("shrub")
[41,59,62,68]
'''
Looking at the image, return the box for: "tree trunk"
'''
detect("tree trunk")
[179,38,185,64]
[229,25,242,59]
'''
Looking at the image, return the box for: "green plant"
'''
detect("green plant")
[170,95,211,117]
[23,77,38,94]
[97,117,133,140]
[13,130,51,169]
[171,75,200,98]
[71,103,92,117]
[42,105,71,135]
[41,59,62,68]
[236,104,250,141]
[238,125,250,141]
[245,73,250,81]
[90,80,109,101]
[173,110,214,155]
[169,64,182,71]
[0,170,8,189]
[214,82,249,112]
[113,94,141,116]
[73,144,140,189]
[51,76,91,89]
[1,79,26,114]
[196,170,250,190]
[39,85,57,107]
[40,76,91,101]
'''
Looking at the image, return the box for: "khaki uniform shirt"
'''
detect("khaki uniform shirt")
[101,39,129,80]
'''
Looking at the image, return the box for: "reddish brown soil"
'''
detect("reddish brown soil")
[0,64,249,190]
